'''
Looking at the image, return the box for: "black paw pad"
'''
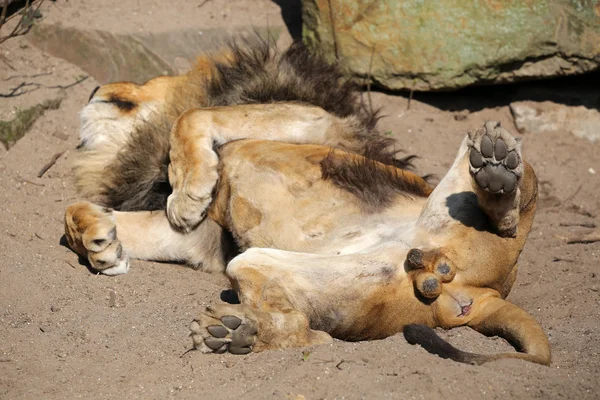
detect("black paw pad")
[506,151,519,169]
[221,315,242,330]
[481,135,494,158]
[207,325,228,338]
[470,131,522,194]
[494,138,508,160]
[437,263,450,276]
[470,150,484,168]
[407,248,424,269]
[422,278,439,293]
[204,337,227,352]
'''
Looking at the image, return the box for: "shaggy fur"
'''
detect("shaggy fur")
[97,38,415,212]
[321,150,432,209]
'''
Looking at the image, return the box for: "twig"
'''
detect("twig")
[3,71,52,81]
[37,150,63,177]
[0,53,16,71]
[559,222,596,229]
[19,176,44,186]
[566,230,600,244]
[552,256,576,263]
[407,86,414,111]
[0,0,9,32]
[0,75,87,98]
[562,184,582,204]
[197,0,212,8]
[180,348,197,358]
[0,0,45,45]
[366,45,375,116]
[0,0,30,44]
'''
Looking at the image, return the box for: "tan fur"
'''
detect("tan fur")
[64,54,549,364]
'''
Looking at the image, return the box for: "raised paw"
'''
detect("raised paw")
[406,248,455,299]
[190,305,258,355]
[64,202,129,275]
[468,121,523,194]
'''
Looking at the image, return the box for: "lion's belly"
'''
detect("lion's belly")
[228,177,427,255]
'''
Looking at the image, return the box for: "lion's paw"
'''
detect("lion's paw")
[468,121,523,194]
[166,191,211,233]
[64,202,129,275]
[406,248,456,299]
[190,305,258,355]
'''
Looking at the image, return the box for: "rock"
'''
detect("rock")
[302,0,600,91]
[28,23,283,84]
[0,97,63,150]
[28,23,175,84]
[510,101,600,143]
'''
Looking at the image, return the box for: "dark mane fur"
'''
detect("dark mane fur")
[320,151,431,210]
[102,37,417,212]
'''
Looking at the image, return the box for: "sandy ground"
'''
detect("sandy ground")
[1,1,599,399]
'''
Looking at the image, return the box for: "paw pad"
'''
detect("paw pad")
[468,122,523,195]
[407,249,456,299]
[191,311,257,355]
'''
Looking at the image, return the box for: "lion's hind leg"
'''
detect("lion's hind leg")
[467,121,525,236]
[190,247,341,354]
[190,303,332,354]
[166,104,365,233]
[405,248,457,299]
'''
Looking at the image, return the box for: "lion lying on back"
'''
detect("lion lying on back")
[64,38,550,365]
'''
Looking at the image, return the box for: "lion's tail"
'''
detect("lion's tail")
[403,322,551,366]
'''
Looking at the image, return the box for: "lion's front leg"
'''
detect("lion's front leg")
[64,201,229,274]
[65,202,129,275]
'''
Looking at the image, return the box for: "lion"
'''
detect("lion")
[63,38,550,365]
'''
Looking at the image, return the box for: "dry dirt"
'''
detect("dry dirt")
[1,1,599,399]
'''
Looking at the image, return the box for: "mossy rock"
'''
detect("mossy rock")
[303,0,600,91]
[0,98,62,150]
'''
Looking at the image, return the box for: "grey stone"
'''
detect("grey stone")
[28,23,282,84]
[302,0,600,91]
[510,101,600,143]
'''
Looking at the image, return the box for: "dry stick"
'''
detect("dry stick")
[562,184,582,205]
[407,84,414,111]
[0,0,46,45]
[0,53,15,71]
[20,176,44,186]
[1,0,43,25]
[0,0,29,44]
[559,222,596,229]
[366,45,375,116]
[0,0,9,31]
[327,0,339,62]
[566,231,600,244]
[37,151,64,178]
[3,71,53,81]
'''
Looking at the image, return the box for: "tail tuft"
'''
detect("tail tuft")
[403,324,482,365]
